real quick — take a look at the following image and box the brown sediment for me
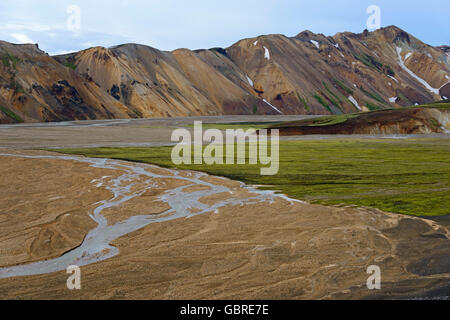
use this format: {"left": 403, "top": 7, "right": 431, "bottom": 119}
{"left": 0, "top": 150, "right": 448, "bottom": 300}
{"left": 182, "top": 185, "right": 212, "bottom": 193}
{"left": 0, "top": 151, "right": 118, "bottom": 267}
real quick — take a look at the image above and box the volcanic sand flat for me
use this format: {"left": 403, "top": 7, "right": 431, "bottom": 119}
{"left": 0, "top": 150, "right": 449, "bottom": 299}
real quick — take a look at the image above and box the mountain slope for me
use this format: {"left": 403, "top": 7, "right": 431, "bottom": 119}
{"left": 225, "top": 26, "right": 449, "bottom": 115}
{"left": 0, "top": 41, "right": 133, "bottom": 124}
{"left": 0, "top": 26, "right": 449, "bottom": 123}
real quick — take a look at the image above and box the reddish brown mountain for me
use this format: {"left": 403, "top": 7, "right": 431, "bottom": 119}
{"left": 0, "top": 26, "right": 449, "bottom": 123}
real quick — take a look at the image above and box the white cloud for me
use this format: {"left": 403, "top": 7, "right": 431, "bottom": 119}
{"left": 10, "top": 33, "right": 35, "bottom": 43}
{"left": 0, "top": 21, "right": 65, "bottom": 32}
{"left": 50, "top": 49, "right": 77, "bottom": 56}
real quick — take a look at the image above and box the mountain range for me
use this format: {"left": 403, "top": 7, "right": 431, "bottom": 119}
{"left": 0, "top": 25, "right": 449, "bottom": 124}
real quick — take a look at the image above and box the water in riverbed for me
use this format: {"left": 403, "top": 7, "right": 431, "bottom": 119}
{"left": 0, "top": 153, "right": 297, "bottom": 279}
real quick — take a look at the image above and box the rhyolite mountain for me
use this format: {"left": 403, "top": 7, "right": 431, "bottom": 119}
{"left": 0, "top": 26, "right": 449, "bottom": 123}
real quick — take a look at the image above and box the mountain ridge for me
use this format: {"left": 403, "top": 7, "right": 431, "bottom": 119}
{"left": 0, "top": 25, "right": 449, "bottom": 123}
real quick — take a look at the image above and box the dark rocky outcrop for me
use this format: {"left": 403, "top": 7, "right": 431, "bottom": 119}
{"left": 270, "top": 105, "right": 450, "bottom": 135}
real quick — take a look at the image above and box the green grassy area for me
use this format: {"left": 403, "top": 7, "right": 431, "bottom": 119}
{"left": 417, "top": 100, "right": 450, "bottom": 110}
{"left": 396, "top": 92, "right": 412, "bottom": 106}
{"left": 55, "top": 138, "right": 450, "bottom": 217}
{"left": 1, "top": 53, "right": 24, "bottom": 94}
{"left": 132, "top": 109, "right": 143, "bottom": 118}
{"left": 353, "top": 53, "right": 383, "bottom": 71}
{"left": 323, "top": 82, "right": 343, "bottom": 107}
{"left": 253, "top": 104, "right": 258, "bottom": 114}
{"left": 313, "top": 94, "right": 332, "bottom": 113}
{"left": 63, "top": 61, "right": 77, "bottom": 70}
{"left": 0, "top": 105, "right": 24, "bottom": 123}
{"left": 61, "top": 56, "right": 77, "bottom": 70}
{"left": 365, "top": 102, "right": 385, "bottom": 111}
{"left": 296, "top": 92, "right": 310, "bottom": 112}
{"left": 1, "top": 53, "right": 20, "bottom": 70}
{"left": 352, "top": 52, "right": 395, "bottom": 77}
{"left": 333, "top": 79, "right": 354, "bottom": 95}
{"left": 360, "top": 87, "right": 386, "bottom": 105}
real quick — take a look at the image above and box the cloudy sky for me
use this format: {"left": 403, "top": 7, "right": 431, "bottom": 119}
{"left": 0, "top": 0, "right": 448, "bottom": 55}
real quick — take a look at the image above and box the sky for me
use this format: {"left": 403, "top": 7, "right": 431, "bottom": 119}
{"left": 0, "top": 0, "right": 448, "bottom": 55}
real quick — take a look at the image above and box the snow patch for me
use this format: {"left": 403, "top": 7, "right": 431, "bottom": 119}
{"left": 441, "top": 126, "right": 450, "bottom": 134}
{"left": 246, "top": 75, "right": 254, "bottom": 87}
{"left": 396, "top": 46, "right": 439, "bottom": 95}
{"left": 405, "top": 52, "right": 412, "bottom": 60}
{"left": 263, "top": 99, "right": 282, "bottom": 114}
{"left": 388, "top": 75, "right": 399, "bottom": 83}
{"left": 334, "top": 43, "right": 339, "bottom": 49}
{"left": 310, "top": 40, "right": 320, "bottom": 49}
{"left": 339, "top": 52, "right": 345, "bottom": 58}
{"left": 389, "top": 97, "right": 397, "bottom": 103}
{"left": 263, "top": 46, "right": 270, "bottom": 60}
{"left": 348, "top": 96, "right": 361, "bottom": 111}
{"left": 253, "top": 40, "right": 258, "bottom": 46}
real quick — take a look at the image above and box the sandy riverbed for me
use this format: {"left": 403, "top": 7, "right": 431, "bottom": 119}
{"left": 0, "top": 149, "right": 448, "bottom": 299}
